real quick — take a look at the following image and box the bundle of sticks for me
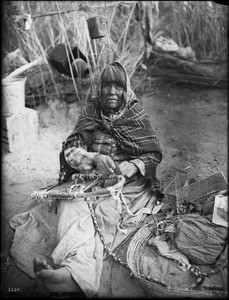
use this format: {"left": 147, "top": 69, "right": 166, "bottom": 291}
{"left": 148, "top": 50, "right": 228, "bottom": 88}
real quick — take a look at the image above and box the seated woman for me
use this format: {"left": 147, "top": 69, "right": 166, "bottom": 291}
{"left": 33, "top": 61, "right": 163, "bottom": 297}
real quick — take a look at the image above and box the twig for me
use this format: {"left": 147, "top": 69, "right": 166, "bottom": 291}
{"left": 175, "top": 178, "right": 178, "bottom": 212}
{"left": 31, "top": 189, "right": 110, "bottom": 200}
{"left": 56, "top": 3, "right": 80, "bottom": 102}
{"left": 122, "top": 2, "right": 137, "bottom": 54}
{"left": 164, "top": 178, "right": 177, "bottom": 193}
{"left": 133, "top": 74, "right": 147, "bottom": 91}
{"left": 216, "top": 166, "right": 228, "bottom": 184}
{"left": 12, "top": 9, "right": 76, "bottom": 22}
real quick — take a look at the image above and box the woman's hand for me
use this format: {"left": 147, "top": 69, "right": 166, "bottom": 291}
{"left": 116, "top": 161, "right": 138, "bottom": 178}
{"left": 94, "top": 154, "right": 116, "bottom": 177}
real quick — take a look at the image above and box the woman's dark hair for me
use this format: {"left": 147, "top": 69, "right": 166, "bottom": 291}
{"left": 100, "top": 62, "right": 127, "bottom": 92}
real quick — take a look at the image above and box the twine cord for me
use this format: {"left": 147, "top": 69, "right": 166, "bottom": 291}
{"left": 31, "top": 175, "right": 221, "bottom": 291}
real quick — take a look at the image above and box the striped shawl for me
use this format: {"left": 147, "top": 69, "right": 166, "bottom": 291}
{"left": 60, "top": 97, "right": 162, "bottom": 188}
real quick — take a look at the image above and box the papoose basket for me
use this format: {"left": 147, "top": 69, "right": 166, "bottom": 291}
{"left": 126, "top": 173, "right": 228, "bottom": 298}
{"left": 126, "top": 220, "right": 227, "bottom": 298}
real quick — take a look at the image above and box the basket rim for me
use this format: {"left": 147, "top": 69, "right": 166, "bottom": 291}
{"left": 126, "top": 220, "right": 227, "bottom": 298}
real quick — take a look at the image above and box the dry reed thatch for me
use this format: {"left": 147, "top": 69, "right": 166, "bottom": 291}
{"left": 2, "top": 1, "right": 144, "bottom": 106}
{"left": 135, "top": 1, "right": 228, "bottom": 88}
{"left": 154, "top": 1, "right": 228, "bottom": 61}
{"left": 147, "top": 50, "right": 228, "bottom": 88}
{"left": 2, "top": 1, "right": 228, "bottom": 107}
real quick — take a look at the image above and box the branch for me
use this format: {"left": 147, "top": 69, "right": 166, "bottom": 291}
{"left": 31, "top": 189, "right": 111, "bottom": 201}
{"left": 12, "top": 1, "right": 129, "bottom": 22}
{"left": 12, "top": 9, "right": 76, "bottom": 22}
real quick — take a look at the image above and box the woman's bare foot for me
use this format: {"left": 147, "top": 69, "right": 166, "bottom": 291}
{"left": 33, "top": 257, "right": 81, "bottom": 293}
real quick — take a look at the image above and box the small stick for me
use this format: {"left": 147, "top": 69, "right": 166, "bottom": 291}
{"left": 31, "top": 189, "right": 111, "bottom": 200}
{"left": 12, "top": 9, "right": 76, "bottom": 22}
{"left": 164, "top": 177, "right": 176, "bottom": 193}
{"left": 175, "top": 178, "right": 179, "bottom": 211}
{"left": 216, "top": 166, "right": 228, "bottom": 184}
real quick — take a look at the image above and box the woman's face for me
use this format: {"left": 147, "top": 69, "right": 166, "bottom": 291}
{"left": 100, "top": 66, "right": 126, "bottom": 111}
{"left": 101, "top": 82, "right": 124, "bottom": 110}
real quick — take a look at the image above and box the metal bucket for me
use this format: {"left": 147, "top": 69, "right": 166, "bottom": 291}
{"left": 2, "top": 77, "right": 26, "bottom": 116}
{"left": 87, "top": 17, "right": 106, "bottom": 39}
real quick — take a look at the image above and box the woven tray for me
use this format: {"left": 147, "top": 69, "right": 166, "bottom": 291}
{"left": 126, "top": 221, "right": 227, "bottom": 298}
{"left": 176, "top": 172, "right": 227, "bottom": 205}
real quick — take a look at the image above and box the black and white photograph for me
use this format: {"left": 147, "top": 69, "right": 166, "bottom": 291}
{"left": 1, "top": 1, "right": 228, "bottom": 298}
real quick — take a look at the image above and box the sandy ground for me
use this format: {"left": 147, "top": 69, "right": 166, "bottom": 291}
{"left": 1, "top": 81, "right": 228, "bottom": 298}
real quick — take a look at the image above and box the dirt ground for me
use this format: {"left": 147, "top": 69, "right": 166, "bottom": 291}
{"left": 1, "top": 79, "right": 228, "bottom": 298}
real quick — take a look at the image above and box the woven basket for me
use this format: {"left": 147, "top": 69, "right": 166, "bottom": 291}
{"left": 126, "top": 221, "right": 227, "bottom": 298}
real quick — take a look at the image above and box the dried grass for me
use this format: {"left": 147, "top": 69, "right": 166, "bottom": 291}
{"left": 3, "top": 1, "right": 144, "bottom": 105}
{"left": 2, "top": 1, "right": 228, "bottom": 105}
{"left": 148, "top": 50, "right": 228, "bottom": 88}
{"left": 157, "top": 1, "right": 228, "bottom": 60}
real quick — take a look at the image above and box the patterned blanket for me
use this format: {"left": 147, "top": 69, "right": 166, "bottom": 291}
{"left": 61, "top": 98, "right": 162, "bottom": 188}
